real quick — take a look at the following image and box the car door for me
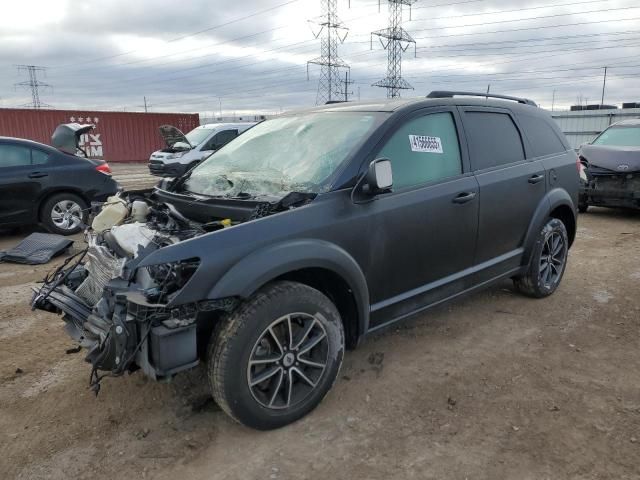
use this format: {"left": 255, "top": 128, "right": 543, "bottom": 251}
{"left": 458, "top": 107, "right": 547, "bottom": 280}
{"left": 362, "top": 108, "right": 480, "bottom": 329}
{"left": 0, "top": 143, "right": 50, "bottom": 226}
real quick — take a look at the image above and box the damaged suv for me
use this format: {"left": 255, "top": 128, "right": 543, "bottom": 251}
{"left": 32, "top": 92, "right": 579, "bottom": 430}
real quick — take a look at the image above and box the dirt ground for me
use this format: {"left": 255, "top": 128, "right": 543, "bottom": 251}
{"left": 0, "top": 207, "right": 639, "bottom": 480}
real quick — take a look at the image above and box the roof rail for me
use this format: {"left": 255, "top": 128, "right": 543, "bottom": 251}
{"left": 427, "top": 91, "right": 537, "bottom": 107}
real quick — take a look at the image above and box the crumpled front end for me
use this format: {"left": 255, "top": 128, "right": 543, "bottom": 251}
{"left": 30, "top": 194, "right": 237, "bottom": 392}
{"left": 579, "top": 145, "right": 640, "bottom": 209}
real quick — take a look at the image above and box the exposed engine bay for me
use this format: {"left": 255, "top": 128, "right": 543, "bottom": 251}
{"left": 31, "top": 186, "right": 314, "bottom": 393}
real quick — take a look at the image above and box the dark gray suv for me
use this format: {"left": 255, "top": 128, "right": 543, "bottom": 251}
{"left": 33, "top": 92, "right": 579, "bottom": 430}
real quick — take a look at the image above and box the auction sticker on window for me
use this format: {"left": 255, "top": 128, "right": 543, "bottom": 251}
{"left": 409, "top": 135, "right": 444, "bottom": 154}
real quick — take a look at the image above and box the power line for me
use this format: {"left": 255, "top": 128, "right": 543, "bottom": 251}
{"left": 51, "top": 0, "right": 303, "bottom": 69}
{"left": 308, "top": 0, "right": 350, "bottom": 104}
{"left": 14, "top": 65, "right": 52, "bottom": 109}
{"left": 412, "top": 13, "right": 640, "bottom": 41}
{"left": 402, "top": 4, "right": 640, "bottom": 35}
{"left": 372, "top": 0, "right": 417, "bottom": 98}
{"left": 43, "top": 1, "right": 638, "bottom": 88}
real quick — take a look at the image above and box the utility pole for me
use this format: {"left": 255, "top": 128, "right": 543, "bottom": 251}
{"left": 552, "top": 89, "right": 556, "bottom": 112}
{"left": 600, "top": 66, "right": 608, "bottom": 109}
{"left": 341, "top": 70, "right": 354, "bottom": 102}
{"left": 138, "top": 97, "right": 151, "bottom": 112}
{"left": 486, "top": 84, "right": 491, "bottom": 99}
{"left": 308, "top": 0, "right": 350, "bottom": 105}
{"left": 15, "top": 65, "right": 51, "bottom": 109}
{"left": 371, "top": 0, "right": 417, "bottom": 98}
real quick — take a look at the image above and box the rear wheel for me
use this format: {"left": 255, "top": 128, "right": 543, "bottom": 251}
{"left": 208, "top": 281, "right": 344, "bottom": 430}
{"left": 514, "top": 218, "right": 569, "bottom": 298}
{"left": 40, "top": 193, "right": 88, "bottom": 235}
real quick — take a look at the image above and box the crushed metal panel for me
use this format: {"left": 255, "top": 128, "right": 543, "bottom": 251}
{"left": 75, "top": 238, "right": 126, "bottom": 305}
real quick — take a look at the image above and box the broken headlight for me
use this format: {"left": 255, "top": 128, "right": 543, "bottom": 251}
{"left": 143, "top": 258, "right": 199, "bottom": 303}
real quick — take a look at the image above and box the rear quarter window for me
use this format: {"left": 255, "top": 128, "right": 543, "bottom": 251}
{"left": 31, "top": 149, "right": 50, "bottom": 165}
{"left": 463, "top": 111, "right": 525, "bottom": 171}
{"left": 518, "top": 114, "right": 567, "bottom": 157}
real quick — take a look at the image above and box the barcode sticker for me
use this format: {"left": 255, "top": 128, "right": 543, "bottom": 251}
{"left": 409, "top": 135, "right": 444, "bottom": 154}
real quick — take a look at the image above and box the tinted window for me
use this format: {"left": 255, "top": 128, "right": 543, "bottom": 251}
{"left": 464, "top": 112, "right": 525, "bottom": 170}
{"left": 519, "top": 114, "right": 566, "bottom": 157}
{"left": 378, "top": 112, "right": 462, "bottom": 190}
{"left": 211, "top": 130, "right": 238, "bottom": 148}
{"left": 31, "top": 149, "right": 50, "bottom": 165}
{"left": 0, "top": 144, "right": 32, "bottom": 167}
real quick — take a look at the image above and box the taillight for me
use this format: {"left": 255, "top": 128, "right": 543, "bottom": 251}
{"left": 96, "top": 163, "right": 112, "bottom": 175}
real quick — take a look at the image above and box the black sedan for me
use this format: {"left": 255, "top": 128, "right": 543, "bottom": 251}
{"left": 0, "top": 131, "right": 118, "bottom": 235}
{"left": 579, "top": 119, "right": 640, "bottom": 212}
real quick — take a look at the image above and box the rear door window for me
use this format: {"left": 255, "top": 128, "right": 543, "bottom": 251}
{"left": 518, "top": 114, "right": 566, "bottom": 157}
{"left": 31, "top": 149, "right": 50, "bottom": 165}
{"left": 377, "top": 112, "right": 463, "bottom": 190}
{"left": 0, "top": 144, "right": 32, "bottom": 167}
{"left": 463, "top": 111, "right": 525, "bottom": 171}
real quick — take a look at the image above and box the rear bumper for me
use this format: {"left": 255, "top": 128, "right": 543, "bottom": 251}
{"left": 94, "top": 177, "right": 119, "bottom": 201}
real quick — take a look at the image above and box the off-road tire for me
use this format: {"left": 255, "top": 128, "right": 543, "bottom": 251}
{"left": 207, "top": 281, "right": 344, "bottom": 430}
{"left": 40, "top": 193, "right": 88, "bottom": 235}
{"left": 514, "top": 218, "right": 569, "bottom": 298}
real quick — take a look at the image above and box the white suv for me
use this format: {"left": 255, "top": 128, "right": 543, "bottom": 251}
{"left": 149, "top": 122, "right": 256, "bottom": 177}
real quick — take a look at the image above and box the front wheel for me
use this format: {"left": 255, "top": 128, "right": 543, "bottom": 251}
{"left": 514, "top": 218, "right": 569, "bottom": 298}
{"left": 208, "top": 281, "right": 344, "bottom": 430}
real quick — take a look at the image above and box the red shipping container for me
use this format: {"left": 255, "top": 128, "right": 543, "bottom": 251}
{"left": 0, "top": 108, "right": 199, "bottom": 163}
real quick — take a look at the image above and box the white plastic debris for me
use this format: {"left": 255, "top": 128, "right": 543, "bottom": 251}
{"left": 110, "top": 223, "right": 155, "bottom": 257}
{"left": 131, "top": 200, "right": 151, "bottom": 223}
{"left": 92, "top": 196, "right": 129, "bottom": 233}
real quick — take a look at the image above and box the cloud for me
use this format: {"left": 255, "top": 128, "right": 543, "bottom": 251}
{"left": 1, "top": 0, "right": 638, "bottom": 113}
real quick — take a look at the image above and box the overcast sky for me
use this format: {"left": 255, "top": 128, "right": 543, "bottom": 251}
{"left": 0, "top": 0, "right": 638, "bottom": 114}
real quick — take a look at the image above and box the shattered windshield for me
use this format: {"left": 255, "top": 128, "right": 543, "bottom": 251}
{"left": 185, "top": 127, "right": 216, "bottom": 146}
{"left": 183, "top": 112, "right": 381, "bottom": 197}
{"left": 593, "top": 126, "right": 640, "bottom": 147}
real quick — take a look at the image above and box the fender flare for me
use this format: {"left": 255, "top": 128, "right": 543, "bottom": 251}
{"left": 208, "top": 239, "right": 371, "bottom": 338}
{"left": 522, "top": 188, "right": 576, "bottom": 265}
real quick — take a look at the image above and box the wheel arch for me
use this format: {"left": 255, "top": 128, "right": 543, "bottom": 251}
{"left": 522, "top": 188, "right": 577, "bottom": 265}
{"left": 207, "top": 239, "right": 370, "bottom": 349}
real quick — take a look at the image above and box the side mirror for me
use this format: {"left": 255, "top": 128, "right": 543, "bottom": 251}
{"left": 365, "top": 158, "right": 393, "bottom": 194}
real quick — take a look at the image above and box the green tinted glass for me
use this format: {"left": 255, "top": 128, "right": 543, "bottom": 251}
{"left": 378, "top": 112, "right": 462, "bottom": 190}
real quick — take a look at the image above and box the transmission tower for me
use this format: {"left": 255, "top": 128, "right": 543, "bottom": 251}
{"left": 15, "top": 65, "right": 52, "bottom": 109}
{"left": 307, "top": 0, "right": 349, "bottom": 105}
{"left": 371, "top": 0, "right": 417, "bottom": 98}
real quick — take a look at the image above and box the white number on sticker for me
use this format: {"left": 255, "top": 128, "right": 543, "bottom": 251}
{"left": 409, "top": 135, "right": 444, "bottom": 154}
